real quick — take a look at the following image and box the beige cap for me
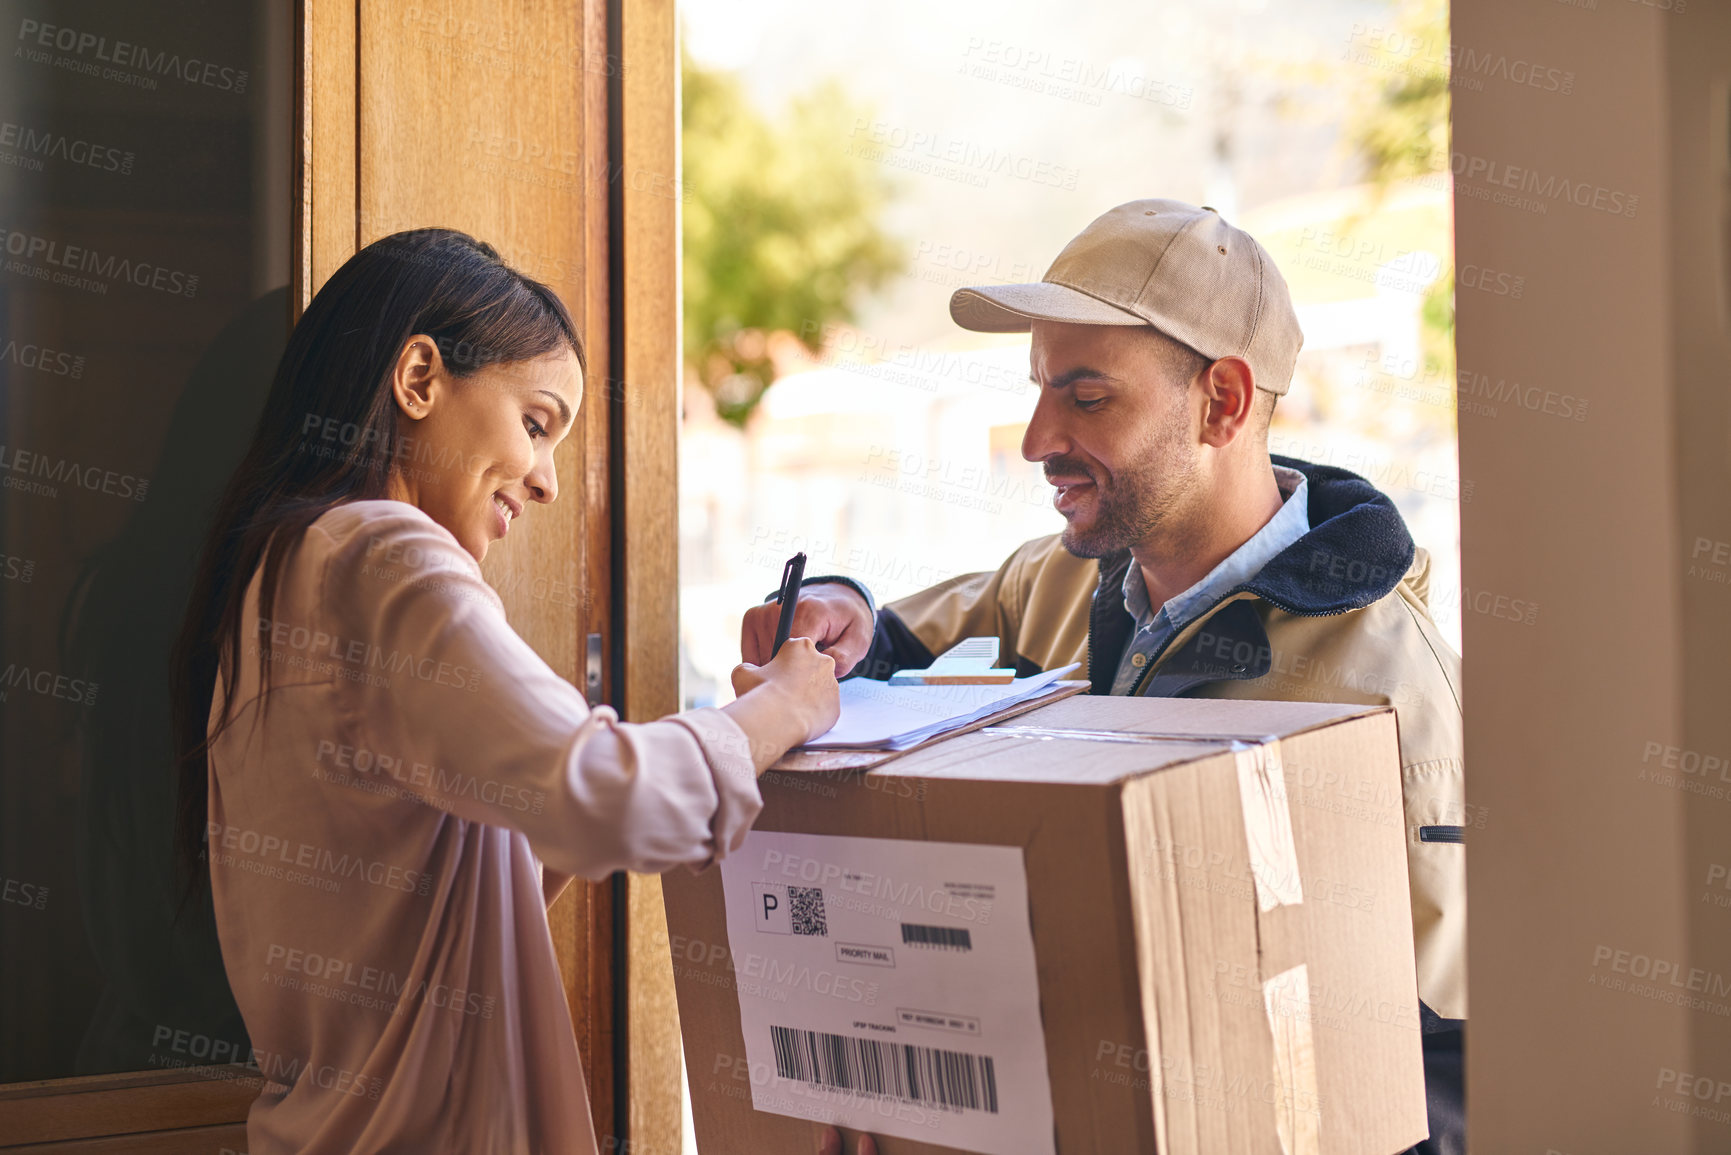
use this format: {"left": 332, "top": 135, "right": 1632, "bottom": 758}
{"left": 950, "top": 198, "right": 1305, "bottom": 395}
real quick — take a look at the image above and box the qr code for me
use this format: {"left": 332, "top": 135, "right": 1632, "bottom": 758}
{"left": 789, "top": 886, "right": 827, "bottom": 937}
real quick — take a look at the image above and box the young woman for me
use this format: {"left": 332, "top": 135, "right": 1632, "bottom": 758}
{"left": 170, "top": 228, "right": 840, "bottom": 1153}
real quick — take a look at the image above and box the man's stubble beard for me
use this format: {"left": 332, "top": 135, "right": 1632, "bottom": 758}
{"left": 1058, "top": 417, "right": 1201, "bottom": 560}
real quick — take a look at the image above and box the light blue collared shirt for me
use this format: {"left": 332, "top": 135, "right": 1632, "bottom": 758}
{"left": 1110, "top": 465, "right": 1310, "bottom": 695}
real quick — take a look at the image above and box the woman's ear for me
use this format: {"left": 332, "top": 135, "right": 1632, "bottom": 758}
{"left": 391, "top": 334, "right": 445, "bottom": 420}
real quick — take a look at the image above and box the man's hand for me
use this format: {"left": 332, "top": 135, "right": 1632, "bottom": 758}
{"left": 818, "top": 1125, "right": 878, "bottom": 1155}
{"left": 742, "top": 582, "right": 874, "bottom": 677}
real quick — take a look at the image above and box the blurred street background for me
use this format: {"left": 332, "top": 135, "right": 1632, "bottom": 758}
{"left": 675, "top": 0, "right": 1460, "bottom": 703}
{"left": 675, "top": 0, "right": 1457, "bottom": 1138}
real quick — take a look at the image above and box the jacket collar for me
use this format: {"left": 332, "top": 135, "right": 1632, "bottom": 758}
{"left": 1086, "top": 456, "right": 1416, "bottom": 693}
{"left": 1247, "top": 454, "right": 1416, "bottom": 615}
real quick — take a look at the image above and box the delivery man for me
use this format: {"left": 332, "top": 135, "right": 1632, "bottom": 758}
{"left": 742, "top": 199, "right": 1466, "bottom": 1155}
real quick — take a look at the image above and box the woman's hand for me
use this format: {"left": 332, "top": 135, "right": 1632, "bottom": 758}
{"left": 731, "top": 636, "right": 839, "bottom": 743}
{"left": 720, "top": 637, "right": 839, "bottom": 773}
{"left": 818, "top": 1125, "right": 879, "bottom": 1155}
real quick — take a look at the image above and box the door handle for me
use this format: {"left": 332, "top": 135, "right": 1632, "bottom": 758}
{"left": 585, "top": 632, "right": 604, "bottom": 706}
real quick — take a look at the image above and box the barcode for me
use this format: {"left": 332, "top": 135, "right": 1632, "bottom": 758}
{"left": 769, "top": 1025, "right": 999, "bottom": 1113}
{"left": 790, "top": 886, "right": 827, "bottom": 936}
{"left": 900, "top": 922, "right": 971, "bottom": 950}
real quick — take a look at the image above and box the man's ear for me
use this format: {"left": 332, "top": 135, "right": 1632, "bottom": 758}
{"left": 1197, "top": 356, "right": 1256, "bottom": 448}
{"left": 390, "top": 334, "right": 446, "bottom": 420}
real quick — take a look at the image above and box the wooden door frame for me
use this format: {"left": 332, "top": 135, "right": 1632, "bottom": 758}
{"left": 1, "top": 0, "right": 685, "bottom": 1148}
{"left": 614, "top": 2, "right": 685, "bottom": 1153}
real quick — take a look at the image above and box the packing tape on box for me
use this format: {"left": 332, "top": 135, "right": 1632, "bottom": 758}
{"left": 988, "top": 725, "right": 1302, "bottom": 908}
{"left": 990, "top": 724, "right": 1316, "bottom": 1144}
{"left": 1234, "top": 740, "right": 1304, "bottom": 912}
{"left": 1262, "top": 963, "right": 1322, "bottom": 1155}
{"left": 982, "top": 725, "right": 1282, "bottom": 745}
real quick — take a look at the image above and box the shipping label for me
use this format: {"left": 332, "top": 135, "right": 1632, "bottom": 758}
{"left": 719, "top": 830, "right": 1056, "bottom": 1154}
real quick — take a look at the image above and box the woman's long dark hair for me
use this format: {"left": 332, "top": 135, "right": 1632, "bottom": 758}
{"left": 169, "top": 228, "right": 584, "bottom": 896}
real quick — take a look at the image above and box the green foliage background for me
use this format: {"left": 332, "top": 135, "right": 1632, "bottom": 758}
{"left": 682, "top": 53, "right": 905, "bottom": 426}
{"left": 680, "top": 0, "right": 1451, "bottom": 427}
{"left": 1348, "top": 0, "right": 1455, "bottom": 386}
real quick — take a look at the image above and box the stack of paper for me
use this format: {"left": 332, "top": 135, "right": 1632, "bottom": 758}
{"left": 801, "top": 664, "right": 1081, "bottom": 751}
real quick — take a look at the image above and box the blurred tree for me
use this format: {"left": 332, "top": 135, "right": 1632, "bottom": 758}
{"left": 1350, "top": 0, "right": 1450, "bottom": 189}
{"left": 1349, "top": 0, "right": 1454, "bottom": 387}
{"left": 1420, "top": 265, "right": 1454, "bottom": 386}
{"left": 682, "top": 53, "right": 904, "bottom": 427}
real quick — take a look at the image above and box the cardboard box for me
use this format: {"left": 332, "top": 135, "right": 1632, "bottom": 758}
{"left": 664, "top": 695, "right": 1427, "bottom": 1155}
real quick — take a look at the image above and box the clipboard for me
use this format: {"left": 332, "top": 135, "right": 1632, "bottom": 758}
{"left": 767, "top": 679, "right": 1091, "bottom": 773}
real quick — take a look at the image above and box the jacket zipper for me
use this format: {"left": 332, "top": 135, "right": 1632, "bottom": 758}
{"left": 1120, "top": 582, "right": 1358, "bottom": 698}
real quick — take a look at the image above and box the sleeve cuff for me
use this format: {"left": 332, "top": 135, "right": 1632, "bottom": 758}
{"left": 761, "top": 574, "right": 877, "bottom": 618}
{"left": 666, "top": 707, "right": 764, "bottom": 872}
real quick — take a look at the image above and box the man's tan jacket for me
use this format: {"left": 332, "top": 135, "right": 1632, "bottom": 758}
{"left": 851, "top": 459, "right": 1467, "bottom": 1021}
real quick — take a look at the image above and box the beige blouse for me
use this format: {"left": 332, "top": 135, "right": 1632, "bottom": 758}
{"left": 206, "top": 498, "right": 762, "bottom": 1154}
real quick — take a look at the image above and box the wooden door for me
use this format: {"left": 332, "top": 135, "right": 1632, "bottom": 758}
{"left": 1, "top": 0, "right": 685, "bottom": 1149}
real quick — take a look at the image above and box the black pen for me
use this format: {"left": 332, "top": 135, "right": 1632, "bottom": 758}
{"left": 771, "top": 551, "right": 806, "bottom": 658}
